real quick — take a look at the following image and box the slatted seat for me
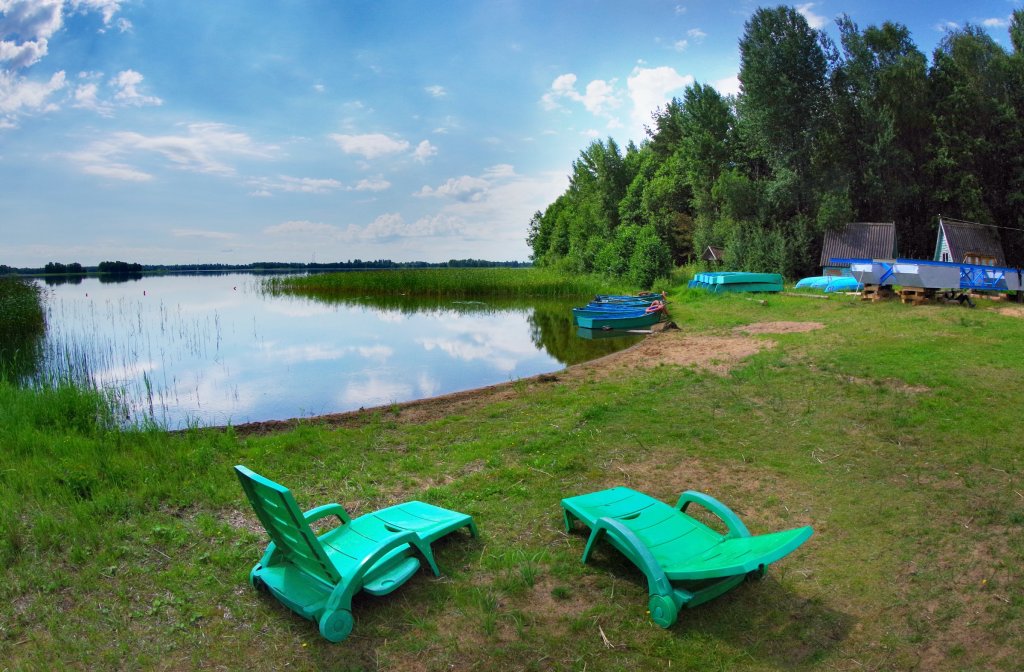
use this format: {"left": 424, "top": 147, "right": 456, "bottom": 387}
{"left": 235, "top": 465, "right": 477, "bottom": 642}
{"left": 562, "top": 486, "right": 812, "bottom": 627}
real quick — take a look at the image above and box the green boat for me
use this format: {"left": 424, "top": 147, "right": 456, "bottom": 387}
{"left": 688, "top": 272, "right": 783, "bottom": 293}
{"left": 576, "top": 311, "right": 662, "bottom": 330}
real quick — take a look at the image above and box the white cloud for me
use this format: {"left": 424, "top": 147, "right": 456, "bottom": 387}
{"left": 171, "top": 228, "right": 235, "bottom": 240}
{"left": 484, "top": 164, "right": 515, "bottom": 179}
{"left": 982, "top": 17, "right": 1010, "bottom": 28}
{"left": 0, "top": 0, "right": 129, "bottom": 125}
{"left": 541, "top": 73, "right": 620, "bottom": 117}
{"left": 415, "top": 175, "right": 490, "bottom": 200}
{"left": 0, "top": 69, "right": 66, "bottom": 115}
{"left": 687, "top": 28, "right": 707, "bottom": 40}
{"left": 73, "top": 0, "right": 124, "bottom": 26}
{"left": 72, "top": 81, "right": 107, "bottom": 113}
{"left": 425, "top": 84, "right": 446, "bottom": 97}
{"left": 251, "top": 175, "right": 343, "bottom": 194}
{"left": 313, "top": 83, "right": 325, "bottom": 93}
{"left": 351, "top": 177, "right": 390, "bottom": 192}
{"left": 413, "top": 139, "right": 437, "bottom": 162}
{"left": 714, "top": 74, "right": 741, "bottom": 97}
{"left": 68, "top": 123, "right": 276, "bottom": 180}
{"left": 544, "top": 73, "right": 622, "bottom": 118}
{"left": 329, "top": 132, "right": 410, "bottom": 159}
{"left": 111, "top": 69, "right": 162, "bottom": 107}
{"left": 673, "top": 39, "right": 688, "bottom": 52}
{"left": 0, "top": 0, "right": 63, "bottom": 69}
{"left": 264, "top": 220, "right": 339, "bottom": 236}
{"left": 627, "top": 65, "right": 693, "bottom": 127}
{"left": 935, "top": 20, "right": 960, "bottom": 32}
{"left": 795, "top": 3, "right": 827, "bottom": 30}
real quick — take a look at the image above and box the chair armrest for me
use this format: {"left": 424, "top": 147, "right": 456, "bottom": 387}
{"left": 675, "top": 491, "right": 751, "bottom": 539}
{"left": 583, "top": 517, "right": 672, "bottom": 598}
{"left": 332, "top": 531, "right": 433, "bottom": 606}
{"left": 304, "top": 503, "right": 352, "bottom": 526}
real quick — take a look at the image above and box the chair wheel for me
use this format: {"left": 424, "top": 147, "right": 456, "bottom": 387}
{"left": 648, "top": 594, "right": 678, "bottom": 628}
{"left": 319, "top": 609, "right": 354, "bottom": 642}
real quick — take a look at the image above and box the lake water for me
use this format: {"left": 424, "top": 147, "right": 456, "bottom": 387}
{"left": 29, "top": 273, "right": 641, "bottom": 428}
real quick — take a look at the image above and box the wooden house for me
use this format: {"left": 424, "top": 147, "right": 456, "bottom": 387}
{"left": 701, "top": 245, "right": 725, "bottom": 264}
{"left": 819, "top": 222, "right": 897, "bottom": 275}
{"left": 933, "top": 216, "right": 1006, "bottom": 266}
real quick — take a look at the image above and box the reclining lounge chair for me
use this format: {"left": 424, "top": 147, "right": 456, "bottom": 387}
{"left": 235, "top": 465, "right": 478, "bottom": 642}
{"left": 562, "top": 486, "right": 813, "bottom": 628}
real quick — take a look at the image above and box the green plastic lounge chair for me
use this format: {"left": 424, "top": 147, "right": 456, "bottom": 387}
{"left": 562, "top": 486, "right": 812, "bottom": 628}
{"left": 235, "top": 465, "right": 478, "bottom": 642}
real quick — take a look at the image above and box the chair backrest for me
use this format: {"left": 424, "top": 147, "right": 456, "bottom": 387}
{"left": 235, "top": 465, "right": 341, "bottom": 586}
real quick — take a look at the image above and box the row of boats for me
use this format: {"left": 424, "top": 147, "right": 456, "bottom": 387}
{"left": 572, "top": 292, "right": 666, "bottom": 330}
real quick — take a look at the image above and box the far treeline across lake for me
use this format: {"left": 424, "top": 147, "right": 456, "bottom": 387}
{"left": 528, "top": 6, "right": 1024, "bottom": 285}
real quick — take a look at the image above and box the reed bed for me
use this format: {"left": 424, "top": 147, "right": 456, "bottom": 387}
{"left": 0, "top": 276, "right": 45, "bottom": 341}
{"left": 264, "top": 267, "right": 628, "bottom": 299}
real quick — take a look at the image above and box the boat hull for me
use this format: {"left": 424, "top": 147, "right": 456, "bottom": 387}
{"left": 576, "top": 312, "right": 662, "bottom": 330}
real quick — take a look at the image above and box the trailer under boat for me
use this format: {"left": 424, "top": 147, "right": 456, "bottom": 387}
{"left": 831, "top": 257, "right": 1023, "bottom": 292}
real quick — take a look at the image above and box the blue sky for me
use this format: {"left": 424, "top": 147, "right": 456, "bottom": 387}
{"left": 1, "top": 1, "right": 1021, "bottom": 267}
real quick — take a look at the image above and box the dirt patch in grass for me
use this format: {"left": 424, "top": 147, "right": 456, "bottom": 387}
{"left": 841, "top": 374, "right": 930, "bottom": 395}
{"left": 231, "top": 330, "right": 772, "bottom": 436}
{"left": 733, "top": 321, "right": 826, "bottom": 334}
{"left": 996, "top": 306, "right": 1024, "bottom": 318}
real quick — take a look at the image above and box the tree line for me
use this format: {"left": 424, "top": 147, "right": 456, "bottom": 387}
{"left": 4, "top": 259, "right": 531, "bottom": 275}
{"left": 528, "top": 5, "right": 1024, "bottom": 284}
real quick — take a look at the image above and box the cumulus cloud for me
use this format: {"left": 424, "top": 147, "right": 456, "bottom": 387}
{"left": 264, "top": 220, "right": 339, "bottom": 236}
{"left": 415, "top": 175, "right": 490, "bottom": 200}
{"left": 673, "top": 39, "right": 688, "bottom": 52}
{"left": 0, "top": 0, "right": 63, "bottom": 69}
{"left": 627, "top": 65, "right": 693, "bottom": 127}
{"left": 73, "top": 0, "right": 124, "bottom": 26}
{"left": 935, "top": 20, "right": 960, "bottom": 32}
{"left": 425, "top": 84, "right": 446, "bottom": 97}
{"left": 541, "top": 73, "right": 621, "bottom": 117}
{"left": 68, "top": 122, "right": 276, "bottom": 180}
{"left": 0, "top": 69, "right": 65, "bottom": 115}
{"left": 0, "top": 0, "right": 142, "bottom": 126}
{"left": 795, "top": 3, "right": 827, "bottom": 30}
{"left": 329, "top": 133, "right": 410, "bottom": 159}
{"left": 351, "top": 177, "right": 391, "bottom": 192}
{"left": 714, "top": 74, "right": 741, "bottom": 97}
{"left": 412, "top": 139, "right": 437, "bottom": 162}
{"left": 982, "top": 17, "right": 1010, "bottom": 28}
{"left": 111, "top": 69, "right": 162, "bottom": 106}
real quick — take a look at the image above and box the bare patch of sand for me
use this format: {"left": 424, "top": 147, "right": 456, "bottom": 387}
{"left": 733, "top": 321, "right": 826, "bottom": 335}
{"left": 996, "top": 306, "right": 1024, "bottom": 318}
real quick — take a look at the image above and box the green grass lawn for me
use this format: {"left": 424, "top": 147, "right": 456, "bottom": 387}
{"left": 1, "top": 286, "right": 1021, "bottom": 671}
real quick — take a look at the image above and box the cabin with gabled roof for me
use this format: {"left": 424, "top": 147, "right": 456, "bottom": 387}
{"left": 701, "top": 245, "right": 725, "bottom": 264}
{"left": 934, "top": 216, "right": 1006, "bottom": 267}
{"left": 820, "top": 222, "right": 897, "bottom": 275}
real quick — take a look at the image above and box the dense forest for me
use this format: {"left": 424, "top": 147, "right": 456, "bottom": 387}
{"left": 528, "top": 6, "right": 1024, "bottom": 285}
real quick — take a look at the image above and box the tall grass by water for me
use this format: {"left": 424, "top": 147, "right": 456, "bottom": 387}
{"left": 264, "top": 267, "right": 631, "bottom": 299}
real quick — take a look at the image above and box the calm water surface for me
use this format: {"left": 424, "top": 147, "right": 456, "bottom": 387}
{"left": 34, "top": 273, "right": 641, "bottom": 428}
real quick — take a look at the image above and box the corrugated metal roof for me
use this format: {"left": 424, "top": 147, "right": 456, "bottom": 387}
{"left": 937, "top": 217, "right": 1006, "bottom": 266}
{"left": 820, "top": 222, "right": 896, "bottom": 267}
